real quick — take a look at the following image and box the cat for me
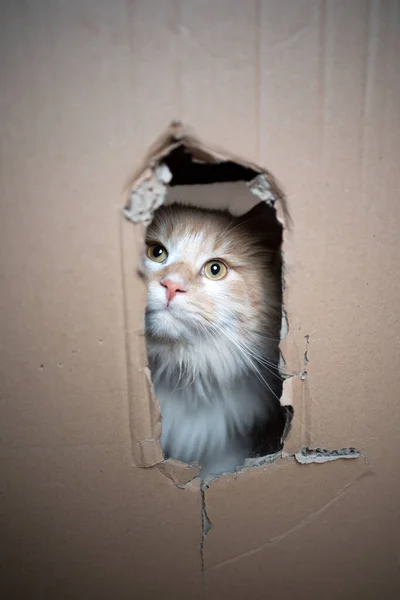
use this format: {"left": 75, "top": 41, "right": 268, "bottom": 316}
{"left": 139, "top": 201, "right": 286, "bottom": 477}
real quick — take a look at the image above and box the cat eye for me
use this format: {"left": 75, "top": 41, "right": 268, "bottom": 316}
{"left": 203, "top": 260, "right": 228, "bottom": 281}
{"left": 147, "top": 243, "right": 168, "bottom": 263}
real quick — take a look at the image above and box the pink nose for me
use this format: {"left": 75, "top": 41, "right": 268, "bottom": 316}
{"left": 161, "top": 279, "right": 186, "bottom": 303}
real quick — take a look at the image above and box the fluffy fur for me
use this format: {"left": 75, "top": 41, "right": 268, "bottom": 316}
{"left": 139, "top": 202, "right": 283, "bottom": 476}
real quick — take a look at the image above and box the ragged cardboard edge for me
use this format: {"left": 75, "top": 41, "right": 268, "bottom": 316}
{"left": 123, "top": 164, "right": 172, "bottom": 225}
{"left": 123, "top": 120, "right": 292, "bottom": 228}
{"left": 199, "top": 451, "right": 284, "bottom": 486}
{"left": 128, "top": 367, "right": 163, "bottom": 468}
{"left": 143, "top": 367, "right": 162, "bottom": 437}
{"left": 278, "top": 375, "right": 307, "bottom": 454}
{"left": 119, "top": 215, "right": 165, "bottom": 468}
{"left": 247, "top": 173, "right": 289, "bottom": 230}
{"left": 200, "top": 478, "right": 213, "bottom": 590}
{"left": 294, "top": 447, "right": 361, "bottom": 465}
{"left": 243, "top": 451, "right": 283, "bottom": 470}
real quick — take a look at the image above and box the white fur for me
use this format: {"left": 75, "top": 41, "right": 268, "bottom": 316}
{"left": 147, "top": 331, "right": 275, "bottom": 476}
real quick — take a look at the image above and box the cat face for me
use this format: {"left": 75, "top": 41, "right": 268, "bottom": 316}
{"left": 140, "top": 203, "right": 278, "bottom": 344}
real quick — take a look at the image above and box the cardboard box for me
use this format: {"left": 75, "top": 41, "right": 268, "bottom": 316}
{"left": 1, "top": 1, "right": 399, "bottom": 599}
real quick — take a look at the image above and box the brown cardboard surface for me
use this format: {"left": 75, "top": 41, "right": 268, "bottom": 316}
{"left": 1, "top": 1, "right": 400, "bottom": 599}
{"left": 203, "top": 456, "right": 370, "bottom": 570}
{"left": 0, "top": 447, "right": 202, "bottom": 599}
{"left": 258, "top": 0, "right": 400, "bottom": 468}
{"left": 205, "top": 471, "right": 399, "bottom": 600}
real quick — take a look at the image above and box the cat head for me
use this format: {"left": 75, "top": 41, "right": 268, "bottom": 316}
{"left": 139, "top": 202, "right": 281, "bottom": 347}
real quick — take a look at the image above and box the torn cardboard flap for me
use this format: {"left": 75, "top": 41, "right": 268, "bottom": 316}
{"left": 123, "top": 164, "right": 172, "bottom": 226}
{"left": 247, "top": 174, "right": 278, "bottom": 207}
{"left": 157, "top": 458, "right": 201, "bottom": 486}
{"left": 133, "top": 438, "right": 164, "bottom": 468}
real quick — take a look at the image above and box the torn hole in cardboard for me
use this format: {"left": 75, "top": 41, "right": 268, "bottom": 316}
{"left": 122, "top": 122, "right": 361, "bottom": 486}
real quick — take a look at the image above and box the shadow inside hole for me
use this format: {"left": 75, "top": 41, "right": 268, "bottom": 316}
{"left": 165, "top": 145, "right": 259, "bottom": 186}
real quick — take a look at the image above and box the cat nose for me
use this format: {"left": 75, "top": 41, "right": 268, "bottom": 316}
{"left": 160, "top": 279, "right": 187, "bottom": 302}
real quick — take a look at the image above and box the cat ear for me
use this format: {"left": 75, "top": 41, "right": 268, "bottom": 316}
{"left": 240, "top": 201, "right": 268, "bottom": 220}
{"left": 237, "top": 201, "right": 282, "bottom": 250}
{"left": 240, "top": 201, "right": 278, "bottom": 225}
